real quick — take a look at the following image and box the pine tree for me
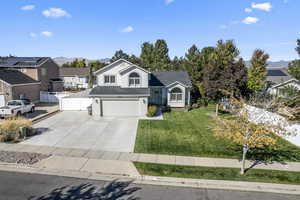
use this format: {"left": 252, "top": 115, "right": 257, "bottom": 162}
{"left": 110, "top": 50, "right": 130, "bottom": 62}
{"left": 140, "top": 42, "right": 155, "bottom": 70}
{"left": 153, "top": 39, "right": 171, "bottom": 70}
{"left": 288, "top": 39, "right": 300, "bottom": 81}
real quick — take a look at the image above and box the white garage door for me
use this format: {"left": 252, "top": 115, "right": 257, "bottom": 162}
{"left": 60, "top": 98, "right": 92, "bottom": 111}
{"left": 0, "top": 95, "right": 5, "bottom": 107}
{"left": 102, "top": 99, "right": 140, "bottom": 116}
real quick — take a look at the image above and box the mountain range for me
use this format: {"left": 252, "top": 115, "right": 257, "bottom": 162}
{"left": 53, "top": 57, "right": 291, "bottom": 68}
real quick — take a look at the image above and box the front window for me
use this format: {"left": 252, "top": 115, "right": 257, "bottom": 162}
{"left": 170, "top": 87, "right": 183, "bottom": 101}
{"left": 104, "top": 75, "right": 116, "bottom": 84}
{"left": 129, "top": 72, "right": 140, "bottom": 87}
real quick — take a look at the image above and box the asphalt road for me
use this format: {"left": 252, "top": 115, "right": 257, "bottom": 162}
{"left": 0, "top": 171, "right": 299, "bottom": 200}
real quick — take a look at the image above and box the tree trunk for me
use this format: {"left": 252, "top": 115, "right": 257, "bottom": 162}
{"left": 215, "top": 104, "right": 219, "bottom": 116}
{"left": 240, "top": 145, "right": 249, "bottom": 175}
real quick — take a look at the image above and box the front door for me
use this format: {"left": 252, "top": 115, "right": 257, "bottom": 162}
{"left": 151, "top": 88, "right": 162, "bottom": 105}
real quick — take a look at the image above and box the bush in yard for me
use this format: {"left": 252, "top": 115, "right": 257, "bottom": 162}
{"left": 0, "top": 117, "right": 32, "bottom": 142}
{"left": 197, "top": 98, "right": 209, "bottom": 107}
{"left": 147, "top": 105, "right": 158, "bottom": 117}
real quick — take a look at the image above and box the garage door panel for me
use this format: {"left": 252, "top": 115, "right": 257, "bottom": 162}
{"left": 102, "top": 100, "right": 140, "bottom": 116}
{"left": 61, "top": 98, "right": 92, "bottom": 111}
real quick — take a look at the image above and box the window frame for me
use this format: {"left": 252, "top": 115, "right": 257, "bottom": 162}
{"left": 129, "top": 72, "right": 141, "bottom": 87}
{"left": 104, "top": 75, "right": 116, "bottom": 84}
{"left": 170, "top": 87, "right": 183, "bottom": 102}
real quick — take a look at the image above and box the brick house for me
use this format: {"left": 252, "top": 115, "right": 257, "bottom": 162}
{"left": 0, "top": 69, "right": 41, "bottom": 106}
{"left": 0, "top": 57, "right": 63, "bottom": 92}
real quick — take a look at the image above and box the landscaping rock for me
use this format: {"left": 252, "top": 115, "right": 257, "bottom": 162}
{"left": 0, "top": 151, "right": 50, "bottom": 165}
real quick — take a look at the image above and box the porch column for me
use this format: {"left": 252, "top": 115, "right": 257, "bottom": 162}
{"left": 188, "top": 89, "right": 191, "bottom": 106}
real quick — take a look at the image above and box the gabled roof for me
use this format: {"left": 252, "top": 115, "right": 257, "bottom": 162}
{"left": 150, "top": 71, "right": 192, "bottom": 87}
{"left": 267, "top": 69, "right": 288, "bottom": 77}
{"left": 89, "top": 86, "right": 150, "bottom": 96}
{"left": 271, "top": 78, "right": 299, "bottom": 89}
{"left": 60, "top": 67, "right": 89, "bottom": 77}
{"left": 94, "top": 59, "right": 133, "bottom": 74}
{"left": 0, "top": 57, "right": 50, "bottom": 68}
{"left": 119, "top": 65, "right": 150, "bottom": 75}
{"left": 0, "top": 69, "right": 39, "bottom": 85}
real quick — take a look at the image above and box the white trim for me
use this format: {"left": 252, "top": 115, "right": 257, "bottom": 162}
{"left": 94, "top": 59, "right": 133, "bottom": 75}
{"left": 166, "top": 81, "right": 190, "bottom": 88}
{"left": 11, "top": 82, "right": 41, "bottom": 87}
{"left": 0, "top": 79, "right": 40, "bottom": 87}
{"left": 90, "top": 94, "right": 150, "bottom": 97}
{"left": 271, "top": 78, "right": 299, "bottom": 89}
{"left": 119, "top": 64, "right": 151, "bottom": 75}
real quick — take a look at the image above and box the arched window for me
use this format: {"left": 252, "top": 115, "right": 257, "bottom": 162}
{"left": 129, "top": 72, "right": 140, "bottom": 87}
{"left": 170, "top": 87, "right": 183, "bottom": 101}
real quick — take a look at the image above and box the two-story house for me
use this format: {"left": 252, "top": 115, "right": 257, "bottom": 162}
{"left": 0, "top": 57, "right": 63, "bottom": 92}
{"left": 89, "top": 59, "right": 192, "bottom": 117}
{"left": 60, "top": 67, "right": 89, "bottom": 89}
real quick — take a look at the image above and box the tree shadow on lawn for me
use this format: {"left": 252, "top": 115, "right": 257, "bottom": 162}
{"left": 245, "top": 147, "right": 300, "bottom": 173}
{"left": 28, "top": 180, "right": 141, "bottom": 200}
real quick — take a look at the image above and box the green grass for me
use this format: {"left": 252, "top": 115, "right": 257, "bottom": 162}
{"left": 135, "top": 162, "right": 300, "bottom": 185}
{"left": 134, "top": 105, "right": 300, "bottom": 162}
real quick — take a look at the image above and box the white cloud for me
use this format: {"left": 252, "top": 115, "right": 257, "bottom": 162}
{"left": 165, "top": 0, "right": 174, "bottom": 5}
{"left": 251, "top": 2, "right": 272, "bottom": 12}
{"left": 242, "top": 16, "right": 259, "bottom": 24}
{"left": 219, "top": 25, "right": 227, "bottom": 29}
{"left": 245, "top": 8, "right": 252, "bottom": 13}
{"left": 21, "top": 5, "right": 35, "bottom": 11}
{"left": 41, "top": 31, "right": 53, "bottom": 37}
{"left": 121, "top": 26, "right": 134, "bottom": 33}
{"left": 42, "top": 8, "right": 71, "bottom": 18}
{"left": 29, "top": 32, "right": 37, "bottom": 38}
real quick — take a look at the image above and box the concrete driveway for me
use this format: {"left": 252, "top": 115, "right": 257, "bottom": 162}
{"left": 21, "top": 111, "right": 139, "bottom": 152}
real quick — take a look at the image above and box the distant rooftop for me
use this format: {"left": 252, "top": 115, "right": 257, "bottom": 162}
{"left": 60, "top": 67, "right": 90, "bottom": 77}
{"left": 0, "top": 57, "right": 49, "bottom": 68}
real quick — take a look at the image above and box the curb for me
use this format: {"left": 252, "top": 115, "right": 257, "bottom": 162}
{"left": 0, "top": 162, "right": 299, "bottom": 195}
{"left": 31, "top": 110, "right": 60, "bottom": 124}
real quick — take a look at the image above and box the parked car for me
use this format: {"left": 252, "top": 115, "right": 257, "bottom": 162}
{"left": 0, "top": 99, "right": 35, "bottom": 118}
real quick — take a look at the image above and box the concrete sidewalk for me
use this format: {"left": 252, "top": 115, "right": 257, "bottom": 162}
{"left": 0, "top": 155, "right": 300, "bottom": 195}
{"left": 1, "top": 143, "right": 300, "bottom": 172}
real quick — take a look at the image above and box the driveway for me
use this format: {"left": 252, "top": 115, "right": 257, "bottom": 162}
{"left": 21, "top": 111, "right": 139, "bottom": 152}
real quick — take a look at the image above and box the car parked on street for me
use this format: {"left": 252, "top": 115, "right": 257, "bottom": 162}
{"left": 0, "top": 99, "right": 35, "bottom": 118}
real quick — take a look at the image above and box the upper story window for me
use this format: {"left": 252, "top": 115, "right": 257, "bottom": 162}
{"left": 170, "top": 87, "right": 183, "bottom": 102}
{"left": 41, "top": 68, "right": 47, "bottom": 76}
{"left": 129, "top": 72, "right": 140, "bottom": 87}
{"left": 104, "top": 75, "right": 116, "bottom": 84}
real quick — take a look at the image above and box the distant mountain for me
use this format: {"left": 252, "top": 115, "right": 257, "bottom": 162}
{"left": 245, "top": 60, "right": 291, "bottom": 68}
{"left": 53, "top": 57, "right": 110, "bottom": 66}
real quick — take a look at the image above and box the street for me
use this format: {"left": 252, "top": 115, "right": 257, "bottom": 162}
{"left": 0, "top": 171, "right": 298, "bottom": 200}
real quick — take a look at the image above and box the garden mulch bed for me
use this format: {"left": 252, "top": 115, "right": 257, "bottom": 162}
{"left": 0, "top": 151, "right": 50, "bottom": 165}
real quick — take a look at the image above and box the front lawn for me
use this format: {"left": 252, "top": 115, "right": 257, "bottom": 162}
{"left": 134, "top": 105, "right": 300, "bottom": 161}
{"left": 134, "top": 162, "right": 300, "bottom": 185}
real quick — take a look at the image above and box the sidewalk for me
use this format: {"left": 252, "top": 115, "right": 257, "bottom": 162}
{"left": 1, "top": 143, "right": 300, "bottom": 172}
{"left": 0, "top": 154, "right": 300, "bottom": 195}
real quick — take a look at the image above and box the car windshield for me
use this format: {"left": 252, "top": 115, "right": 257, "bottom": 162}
{"left": 7, "top": 101, "right": 22, "bottom": 106}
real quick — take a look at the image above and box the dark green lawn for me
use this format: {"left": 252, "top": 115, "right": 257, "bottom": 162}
{"left": 134, "top": 162, "right": 300, "bottom": 185}
{"left": 134, "top": 105, "right": 300, "bottom": 162}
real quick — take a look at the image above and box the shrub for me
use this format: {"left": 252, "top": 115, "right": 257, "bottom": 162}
{"left": 147, "top": 105, "right": 158, "bottom": 117}
{"left": 0, "top": 117, "right": 32, "bottom": 142}
{"left": 197, "top": 98, "right": 209, "bottom": 107}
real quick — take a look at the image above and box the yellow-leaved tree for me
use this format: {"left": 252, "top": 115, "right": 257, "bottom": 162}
{"left": 214, "top": 98, "right": 292, "bottom": 175}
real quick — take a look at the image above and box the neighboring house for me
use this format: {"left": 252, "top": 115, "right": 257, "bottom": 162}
{"left": 266, "top": 68, "right": 300, "bottom": 96}
{"left": 0, "top": 69, "right": 40, "bottom": 106}
{"left": 268, "top": 79, "right": 300, "bottom": 96}
{"left": 89, "top": 59, "right": 192, "bottom": 117}
{"left": 0, "top": 57, "right": 63, "bottom": 92}
{"left": 60, "top": 67, "right": 89, "bottom": 89}
{"left": 267, "top": 68, "right": 291, "bottom": 85}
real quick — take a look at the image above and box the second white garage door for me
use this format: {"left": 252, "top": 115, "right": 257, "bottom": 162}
{"left": 102, "top": 99, "right": 140, "bottom": 117}
{"left": 60, "top": 98, "right": 92, "bottom": 111}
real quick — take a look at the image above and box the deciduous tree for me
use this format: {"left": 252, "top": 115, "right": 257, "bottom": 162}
{"left": 247, "top": 49, "right": 269, "bottom": 92}
{"left": 214, "top": 98, "right": 291, "bottom": 175}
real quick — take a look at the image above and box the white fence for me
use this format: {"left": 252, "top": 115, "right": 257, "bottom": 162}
{"left": 40, "top": 92, "right": 71, "bottom": 103}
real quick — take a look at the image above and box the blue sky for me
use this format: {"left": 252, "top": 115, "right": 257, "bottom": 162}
{"left": 0, "top": 0, "right": 299, "bottom": 61}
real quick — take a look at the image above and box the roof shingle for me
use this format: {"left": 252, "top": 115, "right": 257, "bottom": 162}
{"left": 60, "top": 67, "right": 89, "bottom": 77}
{"left": 150, "top": 71, "right": 192, "bottom": 87}
{"left": 0, "top": 69, "right": 39, "bottom": 85}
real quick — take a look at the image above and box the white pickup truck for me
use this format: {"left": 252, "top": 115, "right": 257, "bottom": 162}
{"left": 0, "top": 99, "right": 35, "bottom": 118}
